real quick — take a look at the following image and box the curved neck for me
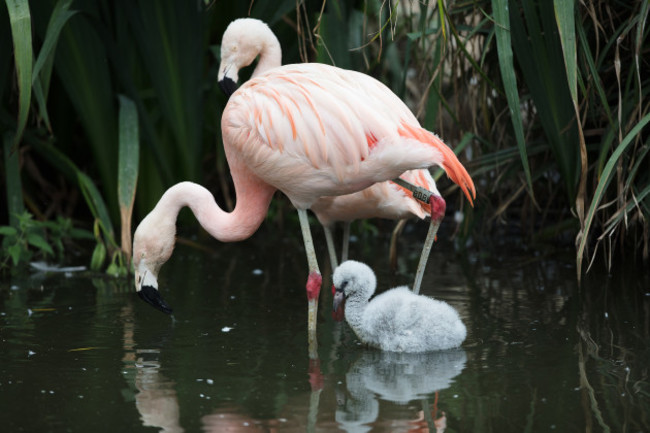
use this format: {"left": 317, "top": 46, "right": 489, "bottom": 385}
{"left": 252, "top": 33, "right": 282, "bottom": 78}
{"left": 344, "top": 295, "right": 368, "bottom": 336}
{"left": 156, "top": 177, "right": 275, "bottom": 243}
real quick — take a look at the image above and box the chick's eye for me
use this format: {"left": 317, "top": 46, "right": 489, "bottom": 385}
{"left": 341, "top": 281, "right": 349, "bottom": 290}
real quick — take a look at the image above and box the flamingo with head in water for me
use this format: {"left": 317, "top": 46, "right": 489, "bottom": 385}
{"left": 132, "top": 19, "right": 475, "bottom": 349}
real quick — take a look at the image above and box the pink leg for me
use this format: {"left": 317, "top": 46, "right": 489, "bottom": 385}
{"left": 298, "top": 209, "right": 322, "bottom": 359}
{"left": 412, "top": 196, "right": 446, "bottom": 294}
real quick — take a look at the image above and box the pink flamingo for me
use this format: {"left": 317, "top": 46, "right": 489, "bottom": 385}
{"left": 217, "top": 18, "right": 444, "bottom": 275}
{"left": 132, "top": 19, "right": 475, "bottom": 349}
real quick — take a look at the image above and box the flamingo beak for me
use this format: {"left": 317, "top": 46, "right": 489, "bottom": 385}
{"left": 219, "top": 76, "right": 238, "bottom": 97}
{"left": 218, "top": 62, "right": 239, "bottom": 97}
{"left": 138, "top": 286, "right": 173, "bottom": 315}
{"left": 136, "top": 268, "right": 173, "bottom": 315}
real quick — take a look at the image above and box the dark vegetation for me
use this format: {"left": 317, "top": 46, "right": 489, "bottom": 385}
{"left": 1, "top": 0, "right": 648, "bottom": 278}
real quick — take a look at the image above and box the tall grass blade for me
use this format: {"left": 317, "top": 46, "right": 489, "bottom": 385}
{"left": 436, "top": 0, "right": 447, "bottom": 42}
{"left": 3, "top": 132, "right": 24, "bottom": 227}
{"left": 124, "top": 1, "right": 204, "bottom": 183}
{"left": 576, "top": 19, "right": 613, "bottom": 125}
{"left": 576, "top": 112, "right": 650, "bottom": 276}
{"left": 55, "top": 8, "right": 117, "bottom": 214}
{"left": 491, "top": 0, "right": 534, "bottom": 200}
{"left": 30, "top": 139, "right": 117, "bottom": 251}
{"left": 510, "top": 0, "right": 579, "bottom": 201}
{"left": 553, "top": 0, "right": 588, "bottom": 227}
{"left": 315, "top": 0, "right": 352, "bottom": 68}
{"left": 634, "top": 1, "right": 648, "bottom": 123}
{"left": 117, "top": 95, "right": 139, "bottom": 261}
{"left": 31, "top": 0, "right": 76, "bottom": 132}
{"left": 553, "top": 0, "right": 577, "bottom": 102}
{"left": 78, "top": 172, "right": 116, "bottom": 249}
{"left": 5, "top": 0, "right": 32, "bottom": 150}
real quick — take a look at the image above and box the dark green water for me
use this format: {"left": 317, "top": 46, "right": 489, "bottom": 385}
{"left": 1, "top": 226, "right": 649, "bottom": 432}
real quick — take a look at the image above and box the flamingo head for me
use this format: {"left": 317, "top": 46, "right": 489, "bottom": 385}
{"left": 332, "top": 260, "right": 377, "bottom": 312}
{"left": 132, "top": 215, "right": 175, "bottom": 315}
{"left": 218, "top": 18, "right": 281, "bottom": 97}
{"left": 134, "top": 259, "right": 173, "bottom": 315}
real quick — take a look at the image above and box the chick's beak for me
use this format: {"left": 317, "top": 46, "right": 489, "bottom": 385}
{"left": 332, "top": 284, "right": 345, "bottom": 321}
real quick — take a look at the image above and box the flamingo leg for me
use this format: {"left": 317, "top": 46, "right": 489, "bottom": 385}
{"left": 412, "top": 197, "right": 445, "bottom": 294}
{"left": 323, "top": 225, "right": 339, "bottom": 269}
{"left": 341, "top": 221, "right": 351, "bottom": 263}
{"left": 297, "top": 208, "right": 322, "bottom": 359}
{"left": 389, "top": 219, "right": 408, "bottom": 271}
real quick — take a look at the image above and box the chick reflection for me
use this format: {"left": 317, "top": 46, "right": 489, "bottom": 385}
{"left": 336, "top": 349, "right": 466, "bottom": 432}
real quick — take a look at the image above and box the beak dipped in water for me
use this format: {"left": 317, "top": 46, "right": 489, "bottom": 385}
{"left": 136, "top": 269, "right": 173, "bottom": 315}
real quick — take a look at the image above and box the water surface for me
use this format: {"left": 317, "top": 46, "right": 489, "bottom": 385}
{"left": 1, "top": 226, "right": 648, "bottom": 432}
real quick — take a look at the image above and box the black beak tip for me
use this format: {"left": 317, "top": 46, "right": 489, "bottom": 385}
{"left": 219, "top": 77, "right": 239, "bottom": 97}
{"left": 138, "top": 285, "right": 173, "bottom": 315}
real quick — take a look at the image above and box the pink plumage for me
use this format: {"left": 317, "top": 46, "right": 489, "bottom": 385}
{"left": 133, "top": 19, "right": 475, "bottom": 352}
{"left": 221, "top": 62, "right": 474, "bottom": 210}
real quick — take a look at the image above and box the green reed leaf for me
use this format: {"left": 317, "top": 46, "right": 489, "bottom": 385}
{"left": 5, "top": 0, "right": 32, "bottom": 150}
{"left": 31, "top": 0, "right": 76, "bottom": 131}
{"left": 117, "top": 95, "right": 139, "bottom": 258}
{"left": 577, "top": 112, "right": 650, "bottom": 272}
{"left": 78, "top": 172, "right": 115, "bottom": 247}
{"left": 491, "top": 0, "right": 534, "bottom": 199}
{"left": 3, "top": 132, "right": 24, "bottom": 227}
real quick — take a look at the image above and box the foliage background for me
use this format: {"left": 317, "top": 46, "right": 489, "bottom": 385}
{"left": 1, "top": 0, "right": 648, "bottom": 277}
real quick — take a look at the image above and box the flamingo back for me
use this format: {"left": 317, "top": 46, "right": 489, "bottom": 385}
{"left": 221, "top": 63, "right": 474, "bottom": 209}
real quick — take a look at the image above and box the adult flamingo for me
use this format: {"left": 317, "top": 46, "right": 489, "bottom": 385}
{"left": 218, "top": 18, "right": 447, "bottom": 280}
{"left": 133, "top": 19, "right": 475, "bottom": 347}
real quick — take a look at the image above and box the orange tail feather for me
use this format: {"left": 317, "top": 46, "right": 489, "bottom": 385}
{"left": 398, "top": 122, "right": 476, "bottom": 206}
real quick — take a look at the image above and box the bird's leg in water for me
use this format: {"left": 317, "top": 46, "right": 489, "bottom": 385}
{"left": 297, "top": 209, "right": 322, "bottom": 360}
{"left": 412, "top": 197, "right": 445, "bottom": 294}
{"left": 323, "top": 226, "right": 339, "bottom": 269}
{"left": 389, "top": 219, "right": 408, "bottom": 271}
{"left": 341, "top": 221, "right": 351, "bottom": 263}
{"left": 391, "top": 177, "right": 445, "bottom": 294}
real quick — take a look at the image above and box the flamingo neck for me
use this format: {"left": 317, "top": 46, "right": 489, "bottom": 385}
{"left": 251, "top": 34, "right": 281, "bottom": 78}
{"left": 155, "top": 179, "right": 275, "bottom": 243}
{"left": 344, "top": 293, "right": 369, "bottom": 337}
